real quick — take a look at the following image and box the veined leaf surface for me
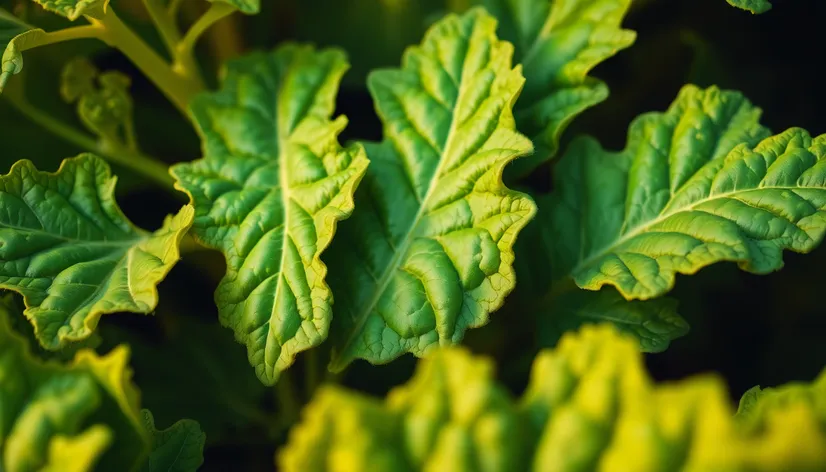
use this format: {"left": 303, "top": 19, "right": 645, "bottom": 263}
{"left": 279, "top": 324, "right": 826, "bottom": 471}
{"left": 0, "top": 154, "right": 193, "bottom": 349}
{"left": 171, "top": 45, "right": 369, "bottom": 385}
{"left": 0, "top": 8, "right": 46, "bottom": 92}
{"left": 543, "top": 84, "right": 826, "bottom": 300}
{"left": 209, "top": 0, "right": 259, "bottom": 14}
{"left": 0, "top": 300, "right": 149, "bottom": 472}
{"left": 139, "top": 410, "right": 205, "bottom": 472}
{"left": 325, "top": 8, "right": 535, "bottom": 370}
{"left": 481, "top": 0, "right": 636, "bottom": 176}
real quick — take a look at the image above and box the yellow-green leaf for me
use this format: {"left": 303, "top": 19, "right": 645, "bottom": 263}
{"left": 170, "top": 44, "right": 369, "bottom": 385}
{"left": 209, "top": 0, "right": 258, "bottom": 15}
{"left": 139, "top": 410, "right": 205, "bottom": 472}
{"left": 0, "top": 8, "right": 46, "bottom": 92}
{"left": 279, "top": 324, "right": 826, "bottom": 471}
{"left": 726, "top": 0, "right": 772, "bottom": 14}
{"left": 481, "top": 0, "right": 636, "bottom": 176}
{"left": 325, "top": 7, "right": 536, "bottom": 371}
{"left": 30, "top": 0, "right": 109, "bottom": 20}
{"left": 0, "top": 154, "right": 194, "bottom": 349}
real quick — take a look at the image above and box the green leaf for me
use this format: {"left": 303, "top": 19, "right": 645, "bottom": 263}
{"left": 726, "top": 0, "right": 772, "bottom": 14}
{"left": 60, "top": 59, "right": 137, "bottom": 148}
{"left": 209, "top": 0, "right": 259, "bottom": 15}
{"left": 325, "top": 7, "right": 536, "bottom": 370}
{"left": 544, "top": 84, "right": 826, "bottom": 301}
{"left": 481, "top": 0, "right": 636, "bottom": 177}
{"left": 170, "top": 44, "right": 369, "bottom": 385}
{"left": 30, "top": 0, "right": 109, "bottom": 20}
{"left": 0, "top": 8, "right": 46, "bottom": 92}
{"left": 140, "top": 410, "right": 205, "bottom": 472}
{"left": 279, "top": 324, "right": 826, "bottom": 471}
{"left": 0, "top": 154, "right": 194, "bottom": 349}
{"left": 538, "top": 287, "right": 688, "bottom": 352}
{"left": 0, "top": 299, "right": 150, "bottom": 471}
{"left": 736, "top": 368, "right": 826, "bottom": 429}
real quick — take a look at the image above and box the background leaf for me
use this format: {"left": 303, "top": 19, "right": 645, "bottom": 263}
{"left": 140, "top": 409, "right": 206, "bottom": 472}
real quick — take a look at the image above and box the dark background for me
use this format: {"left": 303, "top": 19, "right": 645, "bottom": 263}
{"left": 2, "top": 0, "right": 825, "bottom": 469}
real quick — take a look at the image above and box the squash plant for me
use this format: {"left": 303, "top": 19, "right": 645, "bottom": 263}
{"left": 0, "top": 0, "right": 824, "bottom": 470}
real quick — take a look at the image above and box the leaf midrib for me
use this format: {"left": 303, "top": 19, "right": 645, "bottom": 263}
{"left": 331, "top": 27, "right": 477, "bottom": 366}
{"left": 569, "top": 184, "right": 821, "bottom": 279}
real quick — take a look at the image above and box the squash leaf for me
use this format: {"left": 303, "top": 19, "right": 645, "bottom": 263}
{"left": 279, "top": 324, "right": 826, "bottom": 471}
{"left": 170, "top": 44, "right": 369, "bottom": 385}
{"left": 139, "top": 410, "right": 205, "bottom": 472}
{"left": 481, "top": 0, "right": 636, "bottom": 177}
{"left": 726, "top": 0, "right": 772, "bottom": 14}
{"left": 30, "top": 0, "right": 109, "bottom": 20}
{"left": 0, "top": 8, "right": 46, "bottom": 92}
{"left": 0, "top": 154, "right": 194, "bottom": 349}
{"left": 0, "top": 297, "right": 149, "bottom": 472}
{"left": 325, "top": 8, "right": 535, "bottom": 371}
{"left": 736, "top": 368, "right": 826, "bottom": 430}
{"left": 209, "top": 0, "right": 259, "bottom": 15}
{"left": 542, "top": 84, "right": 826, "bottom": 300}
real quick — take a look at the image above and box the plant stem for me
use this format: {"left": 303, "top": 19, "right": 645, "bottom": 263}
{"left": 168, "top": 0, "right": 186, "bottom": 17}
{"left": 23, "top": 24, "right": 104, "bottom": 49}
{"left": 176, "top": 3, "right": 236, "bottom": 64}
{"left": 274, "top": 371, "right": 302, "bottom": 426}
{"left": 4, "top": 94, "right": 176, "bottom": 191}
{"left": 93, "top": 8, "right": 201, "bottom": 116}
{"left": 142, "top": 0, "right": 204, "bottom": 87}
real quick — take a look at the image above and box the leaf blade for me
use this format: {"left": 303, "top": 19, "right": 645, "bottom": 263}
{"left": 140, "top": 410, "right": 205, "bottom": 472}
{"left": 0, "top": 154, "right": 193, "bottom": 349}
{"left": 326, "top": 7, "right": 536, "bottom": 370}
{"left": 171, "top": 44, "right": 369, "bottom": 385}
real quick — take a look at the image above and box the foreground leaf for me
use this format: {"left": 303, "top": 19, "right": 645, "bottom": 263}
{"left": 481, "top": 0, "right": 636, "bottom": 177}
{"left": 171, "top": 45, "right": 368, "bottom": 385}
{"left": 279, "top": 324, "right": 826, "bottom": 471}
{"left": 543, "top": 84, "right": 826, "bottom": 301}
{"left": 0, "top": 154, "right": 194, "bottom": 349}
{"left": 737, "top": 368, "right": 826, "bottom": 428}
{"left": 140, "top": 410, "right": 205, "bottom": 472}
{"left": 325, "top": 8, "right": 535, "bottom": 370}
{"left": 30, "top": 0, "right": 109, "bottom": 20}
{"left": 0, "top": 8, "right": 46, "bottom": 92}
{"left": 537, "top": 287, "right": 688, "bottom": 352}
{"left": 726, "top": 0, "right": 772, "bottom": 14}
{"left": 0, "top": 299, "right": 149, "bottom": 471}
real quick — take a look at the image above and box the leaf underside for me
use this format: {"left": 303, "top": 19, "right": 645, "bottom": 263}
{"left": 481, "top": 0, "right": 636, "bottom": 176}
{"left": 279, "top": 323, "right": 826, "bottom": 471}
{"left": 325, "top": 7, "right": 536, "bottom": 371}
{"left": 171, "top": 44, "right": 368, "bottom": 385}
{"left": 0, "top": 154, "right": 193, "bottom": 350}
{"left": 0, "top": 8, "right": 46, "bottom": 92}
{"left": 544, "top": 84, "right": 826, "bottom": 300}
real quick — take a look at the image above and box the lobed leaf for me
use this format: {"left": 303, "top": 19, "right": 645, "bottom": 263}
{"left": 139, "top": 410, "right": 205, "bottom": 472}
{"left": 279, "top": 324, "right": 826, "bottom": 471}
{"left": 171, "top": 44, "right": 369, "bottom": 385}
{"left": 0, "top": 154, "right": 194, "bottom": 349}
{"left": 726, "top": 0, "right": 772, "bottom": 14}
{"left": 0, "top": 8, "right": 46, "bottom": 92}
{"left": 30, "top": 0, "right": 109, "bottom": 20}
{"left": 541, "top": 84, "right": 826, "bottom": 300}
{"left": 325, "top": 7, "right": 536, "bottom": 371}
{"left": 481, "top": 0, "right": 636, "bottom": 177}
{"left": 0, "top": 298, "right": 149, "bottom": 471}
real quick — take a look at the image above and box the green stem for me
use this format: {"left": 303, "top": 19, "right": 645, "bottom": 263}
{"left": 22, "top": 24, "right": 104, "bottom": 49}
{"left": 4, "top": 94, "right": 176, "bottom": 191}
{"left": 168, "top": 0, "right": 186, "bottom": 17}
{"left": 176, "top": 3, "right": 236, "bottom": 64}
{"left": 94, "top": 8, "right": 201, "bottom": 116}
{"left": 274, "top": 371, "right": 302, "bottom": 427}
{"left": 142, "top": 0, "right": 204, "bottom": 87}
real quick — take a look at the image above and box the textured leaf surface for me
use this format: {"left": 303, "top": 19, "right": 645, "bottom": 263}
{"left": 171, "top": 45, "right": 368, "bottom": 385}
{"left": 209, "top": 0, "right": 259, "bottom": 15}
{"left": 30, "top": 0, "right": 109, "bottom": 20}
{"left": 0, "top": 299, "right": 149, "bottom": 472}
{"left": 727, "top": 0, "right": 772, "bottom": 14}
{"left": 542, "top": 84, "right": 826, "bottom": 300}
{"left": 0, "top": 154, "right": 194, "bottom": 349}
{"left": 537, "top": 288, "right": 688, "bottom": 352}
{"left": 140, "top": 410, "right": 205, "bottom": 472}
{"left": 481, "top": 0, "right": 635, "bottom": 176}
{"left": 325, "top": 8, "right": 535, "bottom": 370}
{"left": 280, "top": 324, "right": 826, "bottom": 471}
{"left": 0, "top": 8, "right": 46, "bottom": 92}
